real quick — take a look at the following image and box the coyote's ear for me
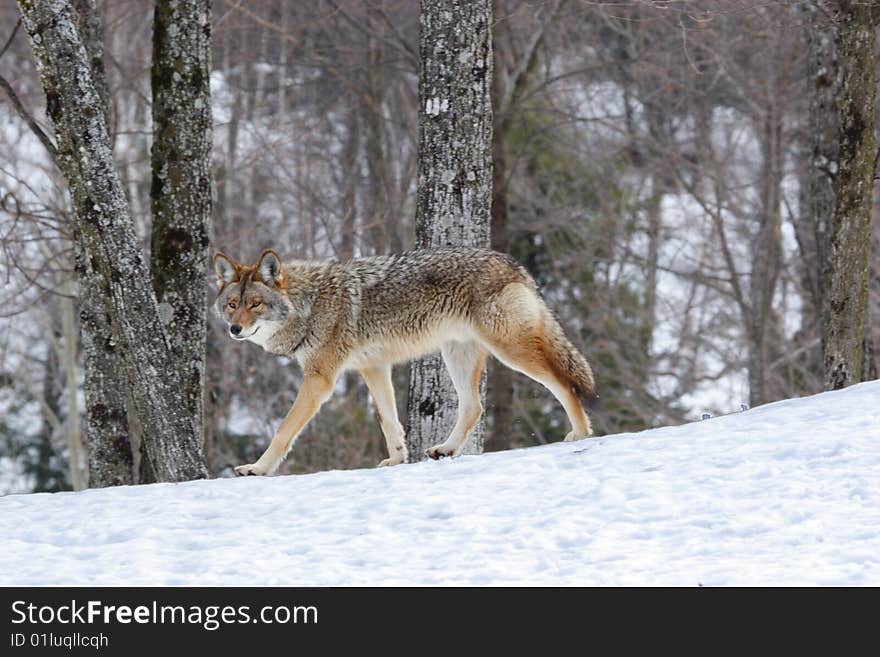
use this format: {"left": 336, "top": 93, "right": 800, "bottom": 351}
{"left": 257, "top": 249, "right": 284, "bottom": 287}
{"left": 213, "top": 252, "right": 239, "bottom": 289}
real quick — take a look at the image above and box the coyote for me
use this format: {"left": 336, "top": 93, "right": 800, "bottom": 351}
{"left": 213, "top": 247, "right": 596, "bottom": 476}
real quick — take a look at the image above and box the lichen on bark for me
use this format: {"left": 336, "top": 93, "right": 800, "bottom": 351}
{"left": 810, "top": 1, "right": 876, "bottom": 390}
{"left": 63, "top": 0, "right": 135, "bottom": 488}
{"left": 17, "top": 0, "right": 207, "bottom": 481}
{"left": 150, "top": 0, "right": 213, "bottom": 454}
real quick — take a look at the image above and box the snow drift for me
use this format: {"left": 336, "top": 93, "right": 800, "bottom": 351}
{"left": 1, "top": 381, "right": 878, "bottom": 586}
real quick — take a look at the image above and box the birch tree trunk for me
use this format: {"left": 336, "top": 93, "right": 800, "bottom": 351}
{"left": 809, "top": 1, "right": 876, "bottom": 390}
{"left": 150, "top": 0, "right": 212, "bottom": 470}
{"left": 406, "top": 0, "right": 493, "bottom": 460}
{"left": 18, "top": 0, "right": 207, "bottom": 482}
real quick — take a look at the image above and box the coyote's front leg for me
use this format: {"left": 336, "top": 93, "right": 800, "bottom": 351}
{"left": 235, "top": 372, "right": 336, "bottom": 476}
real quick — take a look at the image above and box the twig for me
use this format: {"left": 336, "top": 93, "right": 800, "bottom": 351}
{"left": 0, "top": 19, "right": 59, "bottom": 166}
{"left": 325, "top": 0, "right": 418, "bottom": 69}
{"left": 0, "top": 18, "right": 58, "bottom": 165}
{"left": 0, "top": 75, "right": 59, "bottom": 166}
{"left": 0, "top": 18, "right": 21, "bottom": 60}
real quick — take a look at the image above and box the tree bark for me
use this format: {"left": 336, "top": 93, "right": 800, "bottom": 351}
{"left": 150, "top": 0, "right": 212, "bottom": 472}
{"left": 71, "top": 0, "right": 135, "bottom": 488}
{"left": 807, "top": 0, "right": 840, "bottom": 334}
{"left": 18, "top": 0, "right": 208, "bottom": 482}
{"left": 810, "top": 1, "right": 876, "bottom": 390}
{"left": 406, "top": 0, "right": 493, "bottom": 461}
{"left": 747, "top": 101, "right": 784, "bottom": 406}
{"left": 81, "top": 259, "right": 135, "bottom": 487}
{"left": 869, "top": 177, "right": 880, "bottom": 380}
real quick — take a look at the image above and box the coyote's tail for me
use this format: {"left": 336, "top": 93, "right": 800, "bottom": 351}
{"left": 541, "top": 307, "right": 597, "bottom": 408}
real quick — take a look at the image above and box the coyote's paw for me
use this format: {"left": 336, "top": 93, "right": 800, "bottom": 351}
{"left": 234, "top": 463, "right": 268, "bottom": 477}
{"left": 377, "top": 456, "right": 406, "bottom": 467}
{"left": 563, "top": 430, "right": 590, "bottom": 442}
{"left": 425, "top": 444, "right": 457, "bottom": 460}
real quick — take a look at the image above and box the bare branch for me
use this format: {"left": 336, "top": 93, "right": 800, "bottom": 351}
{"left": 499, "top": 0, "right": 565, "bottom": 121}
{"left": 0, "top": 17, "right": 21, "bottom": 60}
{"left": 0, "top": 78, "right": 59, "bottom": 166}
{"left": 0, "top": 18, "right": 58, "bottom": 164}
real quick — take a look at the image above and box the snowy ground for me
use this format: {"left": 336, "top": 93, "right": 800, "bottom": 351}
{"left": 1, "top": 382, "right": 878, "bottom": 586}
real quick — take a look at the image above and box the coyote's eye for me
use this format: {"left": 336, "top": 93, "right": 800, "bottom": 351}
{"left": 226, "top": 299, "right": 237, "bottom": 310}
{"left": 251, "top": 300, "right": 263, "bottom": 309}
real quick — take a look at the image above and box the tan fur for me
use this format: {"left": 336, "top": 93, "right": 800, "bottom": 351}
{"left": 359, "top": 365, "right": 407, "bottom": 466}
{"left": 213, "top": 247, "right": 596, "bottom": 475}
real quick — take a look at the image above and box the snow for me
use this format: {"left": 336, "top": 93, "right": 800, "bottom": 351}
{"left": 1, "top": 381, "right": 879, "bottom": 586}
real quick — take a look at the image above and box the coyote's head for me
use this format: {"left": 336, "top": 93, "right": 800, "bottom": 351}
{"left": 213, "top": 249, "right": 291, "bottom": 344}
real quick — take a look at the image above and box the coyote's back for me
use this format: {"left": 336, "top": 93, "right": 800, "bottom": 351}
{"left": 346, "top": 248, "right": 595, "bottom": 405}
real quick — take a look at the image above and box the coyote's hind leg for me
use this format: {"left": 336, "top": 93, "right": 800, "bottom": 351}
{"left": 476, "top": 282, "right": 592, "bottom": 443}
{"left": 487, "top": 337, "right": 592, "bottom": 442}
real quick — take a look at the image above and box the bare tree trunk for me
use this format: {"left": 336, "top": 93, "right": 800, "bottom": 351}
{"left": 642, "top": 100, "right": 672, "bottom": 361}
{"left": 213, "top": 25, "right": 231, "bottom": 238}
{"left": 793, "top": 137, "right": 821, "bottom": 339}
{"left": 822, "top": 1, "right": 876, "bottom": 388}
{"left": 364, "top": 4, "right": 390, "bottom": 255}
{"left": 72, "top": 0, "right": 110, "bottom": 131}
{"left": 339, "top": 100, "right": 361, "bottom": 398}
{"left": 60, "top": 285, "right": 87, "bottom": 490}
{"left": 18, "top": 0, "right": 207, "bottom": 482}
{"left": 71, "top": 0, "right": 135, "bottom": 488}
{"left": 406, "top": 0, "right": 493, "bottom": 461}
{"left": 81, "top": 243, "right": 135, "bottom": 487}
{"left": 35, "top": 288, "right": 86, "bottom": 489}
{"left": 807, "top": 0, "right": 839, "bottom": 333}
{"left": 339, "top": 102, "right": 360, "bottom": 261}
{"left": 810, "top": 1, "right": 876, "bottom": 390}
{"left": 783, "top": 133, "right": 824, "bottom": 393}
{"left": 487, "top": 1, "right": 513, "bottom": 450}
{"left": 149, "top": 0, "right": 212, "bottom": 472}
{"left": 748, "top": 102, "right": 784, "bottom": 406}
{"left": 34, "top": 340, "right": 68, "bottom": 492}
{"left": 868, "top": 179, "right": 880, "bottom": 380}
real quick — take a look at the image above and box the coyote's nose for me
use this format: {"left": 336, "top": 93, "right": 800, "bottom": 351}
{"left": 230, "top": 324, "right": 242, "bottom": 336}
